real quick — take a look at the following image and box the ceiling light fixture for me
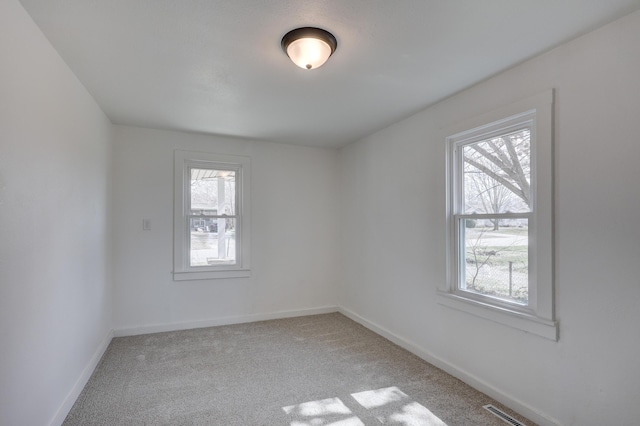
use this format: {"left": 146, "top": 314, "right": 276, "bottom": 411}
{"left": 281, "top": 27, "right": 337, "bottom": 70}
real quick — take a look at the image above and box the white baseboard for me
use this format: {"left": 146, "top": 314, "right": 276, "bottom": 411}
{"left": 49, "top": 329, "right": 113, "bottom": 426}
{"left": 113, "top": 306, "right": 339, "bottom": 337}
{"left": 337, "top": 307, "right": 562, "bottom": 426}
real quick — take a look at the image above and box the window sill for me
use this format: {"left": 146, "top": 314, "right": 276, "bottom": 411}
{"left": 437, "top": 291, "right": 558, "bottom": 341}
{"left": 173, "top": 269, "right": 251, "bottom": 281}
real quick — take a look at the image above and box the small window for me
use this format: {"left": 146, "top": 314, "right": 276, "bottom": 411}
{"left": 174, "top": 151, "right": 251, "bottom": 280}
{"left": 440, "top": 91, "right": 557, "bottom": 340}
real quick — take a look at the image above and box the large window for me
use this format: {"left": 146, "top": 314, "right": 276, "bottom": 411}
{"left": 174, "top": 151, "right": 251, "bottom": 280}
{"left": 456, "top": 124, "right": 532, "bottom": 306}
{"left": 440, "top": 91, "right": 557, "bottom": 340}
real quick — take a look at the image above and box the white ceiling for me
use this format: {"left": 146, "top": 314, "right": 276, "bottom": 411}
{"left": 20, "top": 0, "right": 640, "bottom": 148}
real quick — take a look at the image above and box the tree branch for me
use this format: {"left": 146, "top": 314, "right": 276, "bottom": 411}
{"left": 464, "top": 157, "right": 528, "bottom": 204}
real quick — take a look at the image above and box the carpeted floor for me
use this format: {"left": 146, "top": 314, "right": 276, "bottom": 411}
{"left": 64, "top": 313, "right": 534, "bottom": 425}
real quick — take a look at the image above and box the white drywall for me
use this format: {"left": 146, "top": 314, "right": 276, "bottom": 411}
{"left": 5, "top": 0, "right": 639, "bottom": 424}
{"left": 112, "top": 126, "right": 339, "bottom": 331}
{"left": 339, "top": 11, "right": 640, "bottom": 426}
{"left": 0, "top": 1, "right": 113, "bottom": 425}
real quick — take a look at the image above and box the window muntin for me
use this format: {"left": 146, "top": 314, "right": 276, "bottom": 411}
{"left": 174, "top": 151, "right": 250, "bottom": 280}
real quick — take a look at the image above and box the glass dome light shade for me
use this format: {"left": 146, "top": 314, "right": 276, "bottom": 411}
{"left": 286, "top": 37, "right": 332, "bottom": 70}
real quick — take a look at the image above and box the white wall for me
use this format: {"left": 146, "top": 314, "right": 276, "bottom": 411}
{"left": 0, "top": 1, "right": 113, "bottom": 425}
{"left": 4, "top": 1, "right": 638, "bottom": 424}
{"left": 339, "top": 11, "right": 640, "bottom": 426}
{"left": 112, "top": 125, "right": 339, "bottom": 333}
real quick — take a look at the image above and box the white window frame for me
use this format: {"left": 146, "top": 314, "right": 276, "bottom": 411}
{"left": 173, "top": 150, "right": 251, "bottom": 280}
{"left": 439, "top": 91, "right": 558, "bottom": 340}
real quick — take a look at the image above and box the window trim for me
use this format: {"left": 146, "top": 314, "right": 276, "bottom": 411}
{"left": 439, "top": 90, "right": 557, "bottom": 340}
{"left": 173, "top": 150, "right": 251, "bottom": 281}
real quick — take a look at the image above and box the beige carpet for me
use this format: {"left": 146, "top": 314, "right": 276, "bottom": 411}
{"left": 64, "top": 313, "right": 533, "bottom": 425}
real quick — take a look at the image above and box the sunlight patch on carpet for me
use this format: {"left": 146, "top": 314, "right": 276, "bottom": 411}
{"left": 283, "top": 397, "right": 364, "bottom": 426}
{"left": 350, "top": 386, "right": 407, "bottom": 409}
{"left": 351, "top": 386, "right": 447, "bottom": 426}
{"left": 284, "top": 387, "right": 446, "bottom": 426}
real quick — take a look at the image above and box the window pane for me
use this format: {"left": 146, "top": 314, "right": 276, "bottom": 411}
{"left": 461, "top": 218, "right": 528, "bottom": 304}
{"left": 190, "top": 168, "right": 236, "bottom": 215}
{"left": 190, "top": 218, "right": 236, "bottom": 267}
{"left": 463, "top": 129, "right": 531, "bottom": 214}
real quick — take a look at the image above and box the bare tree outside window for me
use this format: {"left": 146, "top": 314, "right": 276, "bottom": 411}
{"left": 463, "top": 129, "right": 531, "bottom": 219}
{"left": 464, "top": 129, "right": 531, "bottom": 208}
{"left": 460, "top": 128, "right": 531, "bottom": 304}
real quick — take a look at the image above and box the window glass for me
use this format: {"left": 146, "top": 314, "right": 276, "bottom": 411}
{"left": 190, "top": 168, "right": 236, "bottom": 214}
{"left": 460, "top": 219, "right": 529, "bottom": 304}
{"left": 463, "top": 129, "right": 531, "bottom": 214}
{"left": 189, "top": 218, "right": 236, "bottom": 266}
{"left": 188, "top": 168, "right": 237, "bottom": 267}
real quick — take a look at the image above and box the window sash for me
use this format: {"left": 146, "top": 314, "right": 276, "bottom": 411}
{"left": 452, "top": 213, "right": 533, "bottom": 313}
{"left": 453, "top": 129, "right": 534, "bottom": 214}
{"left": 187, "top": 165, "right": 238, "bottom": 213}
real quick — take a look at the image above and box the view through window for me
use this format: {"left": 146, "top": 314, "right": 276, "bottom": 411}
{"left": 460, "top": 128, "right": 531, "bottom": 304}
{"left": 189, "top": 167, "right": 237, "bottom": 267}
